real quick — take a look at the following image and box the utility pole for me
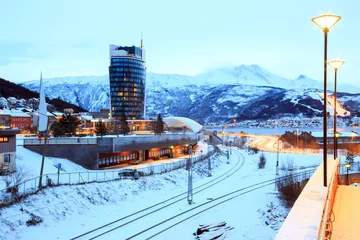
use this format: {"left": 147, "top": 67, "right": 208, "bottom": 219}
{"left": 187, "top": 145, "right": 193, "bottom": 204}
{"left": 276, "top": 138, "right": 280, "bottom": 175}
{"left": 208, "top": 144, "right": 212, "bottom": 177}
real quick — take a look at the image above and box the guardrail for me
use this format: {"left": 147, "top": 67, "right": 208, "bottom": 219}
{"left": 23, "top": 138, "right": 97, "bottom": 145}
{"left": 317, "top": 159, "right": 340, "bottom": 239}
{"left": 0, "top": 146, "right": 215, "bottom": 206}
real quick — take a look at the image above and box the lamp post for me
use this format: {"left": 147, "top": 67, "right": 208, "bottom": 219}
{"left": 331, "top": 132, "right": 342, "bottom": 159}
{"left": 187, "top": 145, "right": 193, "bottom": 204}
{"left": 328, "top": 60, "right": 345, "bottom": 159}
{"left": 296, "top": 128, "right": 299, "bottom": 150}
{"left": 345, "top": 163, "right": 351, "bottom": 185}
{"left": 312, "top": 14, "right": 341, "bottom": 187}
{"left": 230, "top": 140, "right": 232, "bottom": 155}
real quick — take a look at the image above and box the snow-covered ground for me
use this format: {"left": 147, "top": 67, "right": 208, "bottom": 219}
{"left": 0, "top": 142, "right": 332, "bottom": 240}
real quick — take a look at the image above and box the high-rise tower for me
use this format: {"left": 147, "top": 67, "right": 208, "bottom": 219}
{"left": 109, "top": 42, "right": 146, "bottom": 119}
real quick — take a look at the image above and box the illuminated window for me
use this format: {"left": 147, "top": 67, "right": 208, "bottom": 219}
{"left": 0, "top": 137, "right": 9, "bottom": 142}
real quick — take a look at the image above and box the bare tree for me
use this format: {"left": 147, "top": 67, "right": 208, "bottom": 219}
{"left": 4, "top": 166, "right": 30, "bottom": 196}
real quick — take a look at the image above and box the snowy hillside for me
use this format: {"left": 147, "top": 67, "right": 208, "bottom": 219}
{"left": 18, "top": 65, "right": 360, "bottom": 124}
{"left": 0, "top": 141, "right": 328, "bottom": 240}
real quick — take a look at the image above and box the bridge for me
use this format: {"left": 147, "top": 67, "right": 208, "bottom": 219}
{"left": 276, "top": 158, "right": 360, "bottom": 239}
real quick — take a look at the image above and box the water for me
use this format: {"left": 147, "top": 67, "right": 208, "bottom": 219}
{"left": 204, "top": 127, "right": 358, "bottom": 136}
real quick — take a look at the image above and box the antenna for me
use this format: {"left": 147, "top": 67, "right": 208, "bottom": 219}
{"left": 141, "top": 32, "right": 144, "bottom": 49}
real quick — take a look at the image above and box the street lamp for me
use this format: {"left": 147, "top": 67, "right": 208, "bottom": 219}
{"left": 328, "top": 59, "right": 344, "bottom": 159}
{"left": 312, "top": 13, "right": 341, "bottom": 187}
{"left": 345, "top": 163, "right": 351, "bottom": 185}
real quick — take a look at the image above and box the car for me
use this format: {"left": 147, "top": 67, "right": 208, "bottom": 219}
{"left": 129, "top": 159, "right": 141, "bottom": 165}
{"left": 118, "top": 169, "right": 144, "bottom": 179}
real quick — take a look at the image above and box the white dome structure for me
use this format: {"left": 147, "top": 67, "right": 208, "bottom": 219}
{"left": 163, "top": 117, "right": 202, "bottom": 133}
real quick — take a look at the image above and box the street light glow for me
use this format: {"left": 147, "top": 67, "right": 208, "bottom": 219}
{"left": 328, "top": 60, "right": 345, "bottom": 70}
{"left": 312, "top": 14, "right": 341, "bottom": 31}
{"left": 331, "top": 132, "right": 341, "bottom": 138}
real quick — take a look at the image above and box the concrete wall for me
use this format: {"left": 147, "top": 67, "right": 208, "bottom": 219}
{"left": 25, "top": 138, "right": 113, "bottom": 169}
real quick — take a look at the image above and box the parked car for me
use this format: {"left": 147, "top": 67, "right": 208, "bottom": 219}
{"left": 129, "top": 159, "right": 141, "bottom": 165}
{"left": 118, "top": 169, "right": 144, "bottom": 179}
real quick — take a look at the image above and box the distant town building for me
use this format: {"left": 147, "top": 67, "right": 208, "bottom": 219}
{"left": 109, "top": 41, "right": 146, "bottom": 120}
{"left": 9, "top": 111, "right": 31, "bottom": 129}
{"left": 86, "top": 109, "right": 110, "bottom": 119}
{"left": 64, "top": 108, "right": 74, "bottom": 114}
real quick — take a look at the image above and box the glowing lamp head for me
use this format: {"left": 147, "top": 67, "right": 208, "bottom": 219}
{"left": 332, "top": 132, "right": 342, "bottom": 138}
{"left": 312, "top": 14, "right": 341, "bottom": 32}
{"left": 345, "top": 163, "right": 351, "bottom": 169}
{"left": 328, "top": 60, "right": 345, "bottom": 70}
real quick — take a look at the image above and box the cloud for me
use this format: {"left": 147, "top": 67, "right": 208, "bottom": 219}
{"left": 0, "top": 40, "right": 50, "bottom": 66}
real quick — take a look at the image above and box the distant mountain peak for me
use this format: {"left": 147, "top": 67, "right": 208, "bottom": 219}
{"left": 297, "top": 75, "right": 306, "bottom": 80}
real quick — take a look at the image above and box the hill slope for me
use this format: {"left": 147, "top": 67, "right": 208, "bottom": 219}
{"left": 0, "top": 77, "right": 86, "bottom": 112}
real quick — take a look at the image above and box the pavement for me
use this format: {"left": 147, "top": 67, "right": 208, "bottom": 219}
{"left": 331, "top": 185, "right": 360, "bottom": 239}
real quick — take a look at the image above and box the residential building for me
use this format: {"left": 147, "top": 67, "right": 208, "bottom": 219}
{"left": 10, "top": 112, "right": 31, "bottom": 129}
{"left": 0, "top": 129, "right": 20, "bottom": 173}
{"left": 109, "top": 42, "right": 146, "bottom": 120}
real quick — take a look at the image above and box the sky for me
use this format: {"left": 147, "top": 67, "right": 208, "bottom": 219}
{"left": 1, "top": 0, "right": 359, "bottom": 85}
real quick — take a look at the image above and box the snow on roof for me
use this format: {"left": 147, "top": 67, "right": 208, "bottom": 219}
{"left": 163, "top": 117, "right": 202, "bottom": 133}
{"left": 0, "top": 109, "right": 31, "bottom": 117}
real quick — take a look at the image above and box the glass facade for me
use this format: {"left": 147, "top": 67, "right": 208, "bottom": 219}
{"left": 109, "top": 48, "right": 146, "bottom": 120}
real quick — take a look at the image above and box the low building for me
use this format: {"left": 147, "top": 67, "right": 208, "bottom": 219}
{"left": 0, "top": 129, "right": 20, "bottom": 174}
{"left": 24, "top": 117, "right": 203, "bottom": 170}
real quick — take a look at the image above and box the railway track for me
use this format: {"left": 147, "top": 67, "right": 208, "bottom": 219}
{"left": 71, "top": 148, "right": 245, "bottom": 240}
{"left": 126, "top": 169, "right": 315, "bottom": 240}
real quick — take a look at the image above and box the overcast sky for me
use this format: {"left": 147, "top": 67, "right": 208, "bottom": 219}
{"left": 1, "top": 0, "right": 358, "bottom": 85}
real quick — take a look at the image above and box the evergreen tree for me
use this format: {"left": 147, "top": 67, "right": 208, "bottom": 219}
{"left": 95, "top": 119, "right": 108, "bottom": 137}
{"left": 50, "top": 113, "right": 81, "bottom": 137}
{"left": 118, "top": 113, "right": 130, "bottom": 136}
{"left": 153, "top": 114, "right": 165, "bottom": 135}
{"left": 49, "top": 121, "right": 66, "bottom": 137}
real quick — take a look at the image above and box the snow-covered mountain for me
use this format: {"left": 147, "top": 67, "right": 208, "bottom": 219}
{"left": 18, "top": 65, "right": 360, "bottom": 124}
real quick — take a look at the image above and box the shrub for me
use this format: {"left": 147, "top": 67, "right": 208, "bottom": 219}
{"left": 26, "top": 213, "right": 43, "bottom": 226}
{"left": 258, "top": 154, "right": 266, "bottom": 169}
{"left": 276, "top": 173, "right": 308, "bottom": 207}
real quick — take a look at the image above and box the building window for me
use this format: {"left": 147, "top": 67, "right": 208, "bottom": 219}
{"left": 4, "top": 154, "right": 10, "bottom": 163}
{"left": 0, "top": 137, "right": 9, "bottom": 142}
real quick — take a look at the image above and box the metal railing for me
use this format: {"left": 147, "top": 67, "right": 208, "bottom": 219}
{"left": 317, "top": 159, "right": 340, "bottom": 240}
{"left": 0, "top": 147, "right": 215, "bottom": 206}
{"left": 23, "top": 138, "right": 97, "bottom": 145}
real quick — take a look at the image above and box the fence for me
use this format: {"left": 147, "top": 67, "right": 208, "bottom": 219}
{"left": 0, "top": 146, "right": 215, "bottom": 206}
{"left": 23, "top": 138, "right": 97, "bottom": 145}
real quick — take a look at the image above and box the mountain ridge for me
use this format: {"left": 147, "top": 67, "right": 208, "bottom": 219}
{"left": 15, "top": 64, "right": 360, "bottom": 124}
